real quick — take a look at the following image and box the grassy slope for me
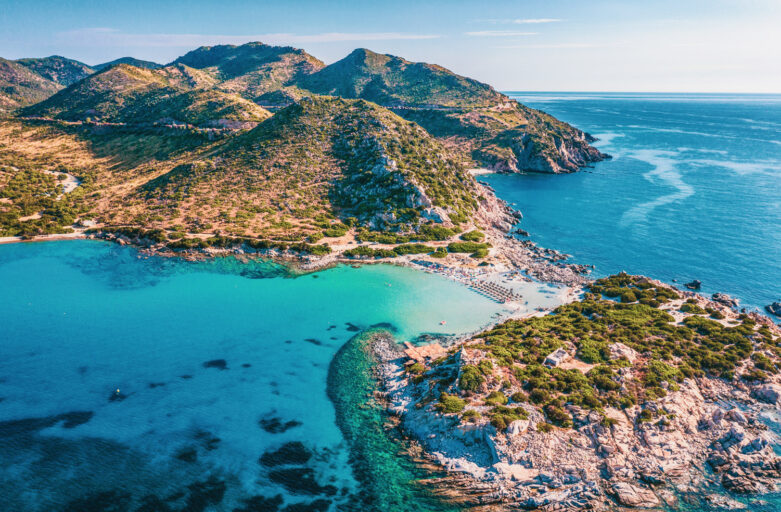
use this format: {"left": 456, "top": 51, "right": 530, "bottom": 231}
{"left": 21, "top": 64, "right": 270, "bottom": 126}
{"left": 134, "top": 96, "right": 476, "bottom": 238}
{"left": 298, "top": 48, "right": 505, "bottom": 108}
{"left": 15, "top": 56, "right": 95, "bottom": 86}
{"left": 0, "top": 58, "right": 62, "bottom": 111}
{"left": 172, "top": 42, "right": 325, "bottom": 101}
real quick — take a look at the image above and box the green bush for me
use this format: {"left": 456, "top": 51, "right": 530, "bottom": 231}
{"left": 437, "top": 393, "right": 466, "bottom": 414}
{"left": 484, "top": 391, "right": 508, "bottom": 406}
{"left": 447, "top": 241, "right": 488, "bottom": 253}
{"left": 458, "top": 365, "right": 484, "bottom": 391}
{"left": 460, "top": 230, "right": 485, "bottom": 242}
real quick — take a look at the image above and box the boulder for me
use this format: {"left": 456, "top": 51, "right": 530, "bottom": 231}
{"left": 712, "top": 293, "right": 739, "bottom": 309}
{"left": 507, "top": 419, "right": 530, "bottom": 436}
{"left": 751, "top": 384, "right": 781, "bottom": 405}
{"left": 765, "top": 301, "right": 781, "bottom": 318}
{"left": 609, "top": 342, "right": 638, "bottom": 363}
{"left": 685, "top": 280, "right": 702, "bottom": 290}
{"left": 610, "top": 482, "right": 660, "bottom": 508}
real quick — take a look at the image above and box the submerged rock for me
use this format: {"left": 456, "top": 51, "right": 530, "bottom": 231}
{"left": 203, "top": 359, "right": 228, "bottom": 370}
{"left": 232, "top": 494, "right": 283, "bottom": 512}
{"left": 184, "top": 476, "right": 227, "bottom": 512}
{"left": 268, "top": 467, "right": 337, "bottom": 496}
{"left": 259, "top": 416, "right": 303, "bottom": 434}
{"left": 64, "top": 490, "right": 132, "bottom": 512}
{"left": 259, "top": 442, "right": 312, "bottom": 467}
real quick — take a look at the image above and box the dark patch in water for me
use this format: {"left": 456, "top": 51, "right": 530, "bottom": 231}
{"left": 284, "top": 340, "right": 293, "bottom": 344}
{"left": 369, "top": 322, "right": 397, "bottom": 332}
{"left": 242, "top": 363, "right": 252, "bottom": 368}
{"left": 259, "top": 442, "right": 312, "bottom": 467}
{"left": 63, "top": 489, "right": 132, "bottom": 512}
{"left": 175, "top": 447, "right": 198, "bottom": 463}
{"left": 193, "top": 430, "right": 220, "bottom": 451}
{"left": 259, "top": 416, "right": 302, "bottom": 434}
{"left": 0, "top": 410, "right": 94, "bottom": 436}
{"left": 135, "top": 494, "right": 174, "bottom": 512}
{"left": 180, "top": 374, "right": 193, "bottom": 379}
{"left": 148, "top": 382, "right": 166, "bottom": 389}
{"left": 311, "top": 275, "right": 319, "bottom": 278}
{"left": 281, "top": 499, "right": 331, "bottom": 512}
{"left": 108, "top": 389, "right": 128, "bottom": 402}
{"left": 304, "top": 338, "right": 322, "bottom": 346}
{"left": 183, "top": 476, "right": 226, "bottom": 512}
{"left": 345, "top": 323, "right": 361, "bottom": 332}
{"left": 78, "top": 366, "right": 89, "bottom": 375}
{"left": 330, "top": 336, "right": 338, "bottom": 340}
{"left": 233, "top": 494, "right": 283, "bottom": 512}
{"left": 327, "top": 325, "right": 337, "bottom": 331}
{"left": 203, "top": 359, "right": 228, "bottom": 370}
{"left": 268, "top": 468, "right": 337, "bottom": 496}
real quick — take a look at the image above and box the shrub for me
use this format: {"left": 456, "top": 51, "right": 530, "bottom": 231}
{"left": 485, "top": 391, "right": 508, "bottom": 406}
{"left": 537, "top": 422, "right": 554, "bottom": 433}
{"left": 681, "top": 302, "right": 707, "bottom": 314}
{"left": 458, "top": 365, "right": 484, "bottom": 391}
{"left": 447, "top": 241, "right": 488, "bottom": 253}
{"left": 510, "top": 391, "right": 527, "bottom": 403}
{"left": 407, "top": 363, "right": 425, "bottom": 374}
{"left": 430, "top": 247, "right": 448, "bottom": 258}
{"left": 461, "top": 409, "right": 481, "bottom": 422}
{"left": 460, "top": 230, "right": 485, "bottom": 242}
{"left": 437, "top": 393, "right": 466, "bottom": 414}
{"left": 529, "top": 389, "right": 550, "bottom": 404}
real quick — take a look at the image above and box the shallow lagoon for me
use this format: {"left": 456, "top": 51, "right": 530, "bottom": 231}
{"left": 0, "top": 240, "right": 566, "bottom": 510}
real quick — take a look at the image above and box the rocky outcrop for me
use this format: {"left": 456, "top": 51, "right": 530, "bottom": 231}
{"left": 376, "top": 312, "right": 781, "bottom": 511}
{"left": 766, "top": 301, "right": 781, "bottom": 318}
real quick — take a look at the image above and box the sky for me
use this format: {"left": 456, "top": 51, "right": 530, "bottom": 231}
{"left": 1, "top": 0, "right": 779, "bottom": 93}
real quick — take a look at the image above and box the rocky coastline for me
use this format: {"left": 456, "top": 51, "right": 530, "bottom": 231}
{"left": 370, "top": 281, "right": 781, "bottom": 511}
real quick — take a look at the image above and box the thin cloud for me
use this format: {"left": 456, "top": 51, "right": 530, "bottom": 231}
{"left": 57, "top": 28, "right": 440, "bottom": 48}
{"left": 466, "top": 31, "right": 538, "bottom": 37}
{"left": 476, "top": 18, "right": 563, "bottom": 24}
{"left": 495, "top": 42, "right": 601, "bottom": 49}
{"left": 513, "top": 18, "right": 562, "bottom": 24}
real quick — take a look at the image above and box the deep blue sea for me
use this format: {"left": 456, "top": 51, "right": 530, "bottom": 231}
{"left": 494, "top": 92, "right": 781, "bottom": 312}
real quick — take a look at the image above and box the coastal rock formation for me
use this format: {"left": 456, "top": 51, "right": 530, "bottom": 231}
{"left": 766, "top": 301, "right": 781, "bottom": 318}
{"left": 376, "top": 275, "right": 781, "bottom": 510}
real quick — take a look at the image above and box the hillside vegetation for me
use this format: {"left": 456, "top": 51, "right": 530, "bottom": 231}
{"left": 22, "top": 64, "right": 270, "bottom": 126}
{"left": 173, "top": 42, "right": 324, "bottom": 101}
{"left": 0, "top": 58, "right": 62, "bottom": 111}
{"left": 15, "top": 56, "right": 94, "bottom": 86}
{"left": 133, "top": 96, "right": 475, "bottom": 237}
{"left": 1, "top": 41, "right": 609, "bottom": 242}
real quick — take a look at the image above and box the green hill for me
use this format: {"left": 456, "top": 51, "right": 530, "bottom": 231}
{"left": 137, "top": 96, "right": 476, "bottom": 236}
{"left": 0, "top": 58, "right": 62, "bottom": 111}
{"left": 172, "top": 42, "right": 324, "bottom": 100}
{"left": 93, "top": 57, "right": 162, "bottom": 71}
{"left": 15, "top": 56, "right": 94, "bottom": 86}
{"left": 22, "top": 64, "right": 269, "bottom": 126}
{"left": 297, "top": 48, "right": 506, "bottom": 108}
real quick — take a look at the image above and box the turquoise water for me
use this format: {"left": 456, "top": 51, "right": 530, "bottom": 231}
{"left": 0, "top": 240, "right": 515, "bottom": 511}
{"left": 491, "top": 92, "right": 781, "bottom": 312}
